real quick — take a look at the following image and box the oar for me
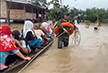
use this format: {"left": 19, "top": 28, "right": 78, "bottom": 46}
{"left": 18, "top": 32, "right": 65, "bottom": 73}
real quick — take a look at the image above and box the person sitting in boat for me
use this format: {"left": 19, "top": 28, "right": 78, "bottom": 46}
{"left": 40, "top": 21, "right": 53, "bottom": 40}
{"left": 23, "top": 20, "right": 43, "bottom": 53}
{"left": 47, "top": 23, "right": 54, "bottom": 39}
{"left": 39, "top": 21, "right": 48, "bottom": 35}
{"left": 12, "top": 30, "right": 31, "bottom": 55}
{"left": 38, "top": 23, "right": 52, "bottom": 42}
{"left": 0, "top": 25, "right": 31, "bottom": 66}
{"left": 34, "top": 24, "right": 48, "bottom": 46}
{"left": 94, "top": 19, "right": 99, "bottom": 30}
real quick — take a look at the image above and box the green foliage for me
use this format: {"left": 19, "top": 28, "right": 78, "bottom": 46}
{"left": 47, "top": 5, "right": 69, "bottom": 20}
{"left": 85, "top": 20, "right": 90, "bottom": 26}
{"left": 48, "top": 7, "right": 108, "bottom": 23}
{"left": 47, "top": 0, "right": 70, "bottom": 20}
{"left": 84, "top": 8, "right": 107, "bottom": 23}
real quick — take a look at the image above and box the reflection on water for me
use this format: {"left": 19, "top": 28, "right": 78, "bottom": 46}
{"left": 21, "top": 23, "right": 108, "bottom": 73}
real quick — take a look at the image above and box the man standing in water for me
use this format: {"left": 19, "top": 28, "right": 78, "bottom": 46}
{"left": 56, "top": 13, "right": 78, "bottom": 49}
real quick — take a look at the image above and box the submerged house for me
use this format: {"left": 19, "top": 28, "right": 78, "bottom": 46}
{"left": 0, "top": 0, "right": 48, "bottom": 22}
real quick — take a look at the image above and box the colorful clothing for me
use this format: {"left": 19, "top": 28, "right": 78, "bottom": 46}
{"left": 1, "top": 34, "right": 19, "bottom": 52}
{"left": 23, "top": 20, "right": 43, "bottom": 48}
{"left": 34, "top": 29, "right": 45, "bottom": 40}
{"left": 12, "top": 30, "right": 32, "bottom": 53}
{"left": 19, "top": 40, "right": 31, "bottom": 53}
{"left": 0, "top": 50, "right": 19, "bottom": 65}
{"left": 28, "top": 38, "right": 42, "bottom": 47}
{"left": 0, "top": 25, "right": 20, "bottom": 52}
{"left": 0, "top": 25, "right": 20, "bottom": 65}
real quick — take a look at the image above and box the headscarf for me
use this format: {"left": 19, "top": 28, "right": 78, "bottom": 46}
{"left": 1, "top": 25, "right": 12, "bottom": 35}
{"left": 42, "top": 22, "right": 53, "bottom": 34}
{"left": 42, "top": 22, "right": 50, "bottom": 30}
{"left": 1, "top": 25, "right": 20, "bottom": 52}
{"left": 23, "top": 20, "right": 34, "bottom": 38}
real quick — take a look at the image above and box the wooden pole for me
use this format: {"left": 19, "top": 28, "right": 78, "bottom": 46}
{"left": 60, "top": 0, "right": 62, "bottom": 8}
{"left": 7, "top": 0, "right": 11, "bottom": 26}
{"left": 24, "top": 4, "right": 26, "bottom": 22}
{"left": 32, "top": 7, "right": 33, "bottom": 22}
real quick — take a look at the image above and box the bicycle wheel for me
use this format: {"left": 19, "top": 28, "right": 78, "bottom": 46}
{"left": 73, "top": 30, "right": 81, "bottom": 46}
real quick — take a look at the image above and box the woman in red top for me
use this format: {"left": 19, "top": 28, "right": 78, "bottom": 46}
{"left": 0, "top": 25, "right": 31, "bottom": 66}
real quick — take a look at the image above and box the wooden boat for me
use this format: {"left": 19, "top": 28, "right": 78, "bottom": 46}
{"left": 0, "top": 41, "right": 53, "bottom": 73}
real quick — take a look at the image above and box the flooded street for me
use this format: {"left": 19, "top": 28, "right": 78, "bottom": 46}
{"left": 21, "top": 23, "right": 108, "bottom": 73}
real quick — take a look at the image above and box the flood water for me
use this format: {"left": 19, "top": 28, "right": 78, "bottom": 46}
{"left": 21, "top": 23, "right": 108, "bottom": 73}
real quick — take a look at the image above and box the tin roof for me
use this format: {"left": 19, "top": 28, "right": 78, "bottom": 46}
{"left": 6, "top": 0, "right": 31, "bottom": 4}
{"left": 6, "top": 0, "right": 47, "bottom": 10}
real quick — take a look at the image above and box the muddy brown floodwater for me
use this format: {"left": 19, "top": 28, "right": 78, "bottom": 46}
{"left": 21, "top": 23, "right": 108, "bottom": 73}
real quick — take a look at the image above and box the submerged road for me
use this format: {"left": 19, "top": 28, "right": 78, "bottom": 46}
{"left": 21, "top": 23, "right": 108, "bottom": 73}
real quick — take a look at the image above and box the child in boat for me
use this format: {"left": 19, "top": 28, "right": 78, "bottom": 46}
{"left": 12, "top": 30, "right": 31, "bottom": 55}
{"left": 23, "top": 20, "right": 43, "bottom": 52}
{"left": 0, "top": 25, "right": 31, "bottom": 66}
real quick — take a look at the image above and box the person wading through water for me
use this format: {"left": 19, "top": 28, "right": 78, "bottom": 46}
{"left": 94, "top": 19, "right": 99, "bottom": 30}
{"left": 56, "top": 13, "right": 78, "bottom": 49}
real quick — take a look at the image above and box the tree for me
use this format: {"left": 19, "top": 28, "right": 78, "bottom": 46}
{"left": 47, "top": 5, "right": 69, "bottom": 20}
{"left": 70, "top": 8, "right": 79, "bottom": 19}
{"left": 47, "top": 0, "right": 107, "bottom": 23}
{"left": 48, "top": 0, "right": 60, "bottom": 8}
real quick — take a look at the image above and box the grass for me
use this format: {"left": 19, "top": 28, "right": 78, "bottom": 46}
{"left": 1, "top": 23, "right": 7, "bottom": 25}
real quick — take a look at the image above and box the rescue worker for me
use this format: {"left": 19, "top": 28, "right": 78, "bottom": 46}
{"left": 56, "top": 13, "right": 78, "bottom": 49}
